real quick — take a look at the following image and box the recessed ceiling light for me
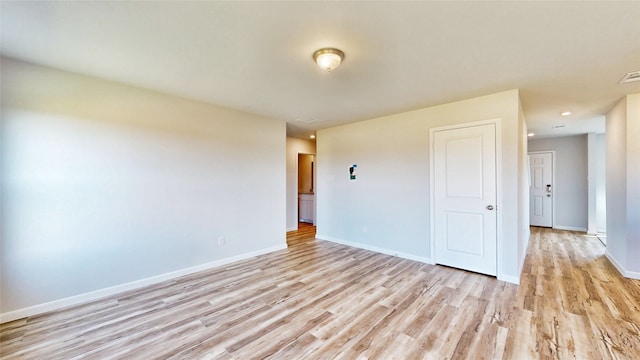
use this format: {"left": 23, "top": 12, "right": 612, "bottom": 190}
{"left": 310, "top": 134, "right": 316, "bottom": 139}
{"left": 560, "top": 111, "right": 572, "bottom": 116}
{"left": 528, "top": 132, "right": 535, "bottom": 137}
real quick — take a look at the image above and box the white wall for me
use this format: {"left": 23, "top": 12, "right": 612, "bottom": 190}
{"left": 286, "top": 137, "right": 316, "bottom": 230}
{"left": 596, "top": 133, "right": 607, "bottom": 233}
{"left": 517, "top": 99, "right": 530, "bottom": 268}
{"left": 606, "top": 93, "right": 640, "bottom": 279}
{"left": 606, "top": 97, "right": 628, "bottom": 272}
{"left": 627, "top": 94, "right": 640, "bottom": 276}
{"left": 0, "top": 58, "right": 287, "bottom": 320}
{"left": 528, "top": 135, "right": 588, "bottom": 231}
{"left": 316, "top": 89, "right": 525, "bottom": 284}
{"left": 587, "top": 133, "right": 597, "bottom": 235}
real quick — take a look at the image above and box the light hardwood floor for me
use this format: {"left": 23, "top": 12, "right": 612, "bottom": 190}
{"left": 1, "top": 226, "right": 639, "bottom": 359}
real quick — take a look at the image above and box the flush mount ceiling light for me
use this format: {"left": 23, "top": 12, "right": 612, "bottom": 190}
{"left": 560, "top": 111, "right": 572, "bottom": 116}
{"left": 313, "top": 48, "right": 345, "bottom": 72}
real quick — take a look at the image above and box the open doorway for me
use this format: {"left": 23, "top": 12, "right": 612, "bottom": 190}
{"left": 298, "top": 153, "right": 315, "bottom": 224}
{"left": 286, "top": 136, "right": 316, "bottom": 233}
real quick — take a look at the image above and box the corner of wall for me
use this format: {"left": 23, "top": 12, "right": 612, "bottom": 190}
{"left": 0, "top": 243, "right": 287, "bottom": 324}
{"left": 605, "top": 96, "right": 628, "bottom": 273}
{"left": 516, "top": 94, "right": 529, "bottom": 283}
{"left": 1, "top": 59, "right": 288, "bottom": 316}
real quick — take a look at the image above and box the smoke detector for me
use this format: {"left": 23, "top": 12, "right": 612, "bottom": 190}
{"left": 619, "top": 70, "right": 640, "bottom": 84}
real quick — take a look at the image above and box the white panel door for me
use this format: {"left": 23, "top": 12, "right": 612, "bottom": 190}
{"left": 529, "top": 152, "right": 553, "bottom": 227}
{"left": 433, "top": 123, "right": 497, "bottom": 276}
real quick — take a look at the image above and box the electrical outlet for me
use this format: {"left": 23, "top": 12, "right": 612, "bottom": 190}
{"left": 362, "top": 225, "right": 368, "bottom": 233}
{"left": 217, "top": 236, "right": 225, "bottom": 246}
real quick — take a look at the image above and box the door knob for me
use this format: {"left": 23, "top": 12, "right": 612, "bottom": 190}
{"left": 487, "top": 205, "right": 494, "bottom": 210}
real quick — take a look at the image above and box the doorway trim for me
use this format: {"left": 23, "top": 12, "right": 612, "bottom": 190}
{"left": 528, "top": 150, "right": 556, "bottom": 229}
{"left": 429, "top": 118, "right": 503, "bottom": 277}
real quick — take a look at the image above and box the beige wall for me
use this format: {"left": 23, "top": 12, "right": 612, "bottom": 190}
{"left": 298, "top": 154, "right": 314, "bottom": 194}
{"left": 606, "top": 93, "right": 640, "bottom": 278}
{"left": 627, "top": 94, "right": 640, "bottom": 276}
{"left": 317, "top": 89, "right": 526, "bottom": 283}
{"left": 1, "top": 58, "right": 287, "bottom": 320}
{"left": 517, "top": 98, "right": 530, "bottom": 270}
{"left": 606, "top": 97, "right": 628, "bottom": 272}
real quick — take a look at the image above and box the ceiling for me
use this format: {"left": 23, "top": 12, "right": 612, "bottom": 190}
{"left": 2, "top": 1, "right": 639, "bottom": 139}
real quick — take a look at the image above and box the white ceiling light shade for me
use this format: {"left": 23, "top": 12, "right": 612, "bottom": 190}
{"left": 313, "top": 48, "right": 345, "bottom": 71}
{"left": 560, "top": 111, "right": 572, "bottom": 116}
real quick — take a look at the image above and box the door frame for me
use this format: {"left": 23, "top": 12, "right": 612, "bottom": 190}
{"left": 429, "top": 118, "right": 503, "bottom": 277}
{"left": 528, "top": 150, "right": 556, "bottom": 228}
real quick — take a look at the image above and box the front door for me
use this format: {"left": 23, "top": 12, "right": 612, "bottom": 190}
{"left": 433, "top": 123, "right": 497, "bottom": 276}
{"left": 529, "top": 152, "right": 553, "bottom": 227}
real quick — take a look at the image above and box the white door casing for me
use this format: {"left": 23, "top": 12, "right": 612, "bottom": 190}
{"left": 431, "top": 122, "right": 498, "bottom": 276}
{"left": 529, "top": 152, "right": 553, "bottom": 227}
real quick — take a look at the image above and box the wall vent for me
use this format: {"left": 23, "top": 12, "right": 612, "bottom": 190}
{"left": 619, "top": 70, "right": 640, "bottom": 84}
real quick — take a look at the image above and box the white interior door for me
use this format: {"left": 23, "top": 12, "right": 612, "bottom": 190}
{"left": 529, "top": 152, "right": 553, "bottom": 227}
{"left": 433, "top": 123, "right": 497, "bottom": 276}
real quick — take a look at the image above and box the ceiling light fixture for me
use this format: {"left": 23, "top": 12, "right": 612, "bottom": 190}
{"left": 560, "top": 111, "right": 572, "bottom": 116}
{"left": 313, "top": 48, "right": 344, "bottom": 72}
{"left": 528, "top": 132, "right": 535, "bottom": 137}
{"left": 310, "top": 134, "right": 316, "bottom": 139}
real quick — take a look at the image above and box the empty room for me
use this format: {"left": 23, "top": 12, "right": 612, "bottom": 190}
{"left": 1, "top": 1, "right": 639, "bottom": 359}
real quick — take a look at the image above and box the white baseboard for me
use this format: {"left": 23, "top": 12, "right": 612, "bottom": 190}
{"left": 286, "top": 226, "right": 298, "bottom": 232}
{"left": 316, "top": 234, "right": 432, "bottom": 264}
{"left": 497, "top": 274, "right": 520, "bottom": 285}
{"left": 606, "top": 251, "right": 626, "bottom": 277}
{"left": 316, "top": 235, "right": 523, "bottom": 284}
{"left": 0, "top": 244, "right": 287, "bottom": 324}
{"left": 553, "top": 225, "right": 587, "bottom": 232}
{"left": 605, "top": 251, "right": 640, "bottom": 280}
{"left": 508, "top": 230, "right": 531, "bottom": 286}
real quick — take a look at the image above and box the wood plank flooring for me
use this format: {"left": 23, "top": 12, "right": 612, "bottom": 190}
{"left": 286, "top": 222, "right": 316, "bottom": 246}
{"left": 1, "top": 226, "right": 639, "bottom": 359}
